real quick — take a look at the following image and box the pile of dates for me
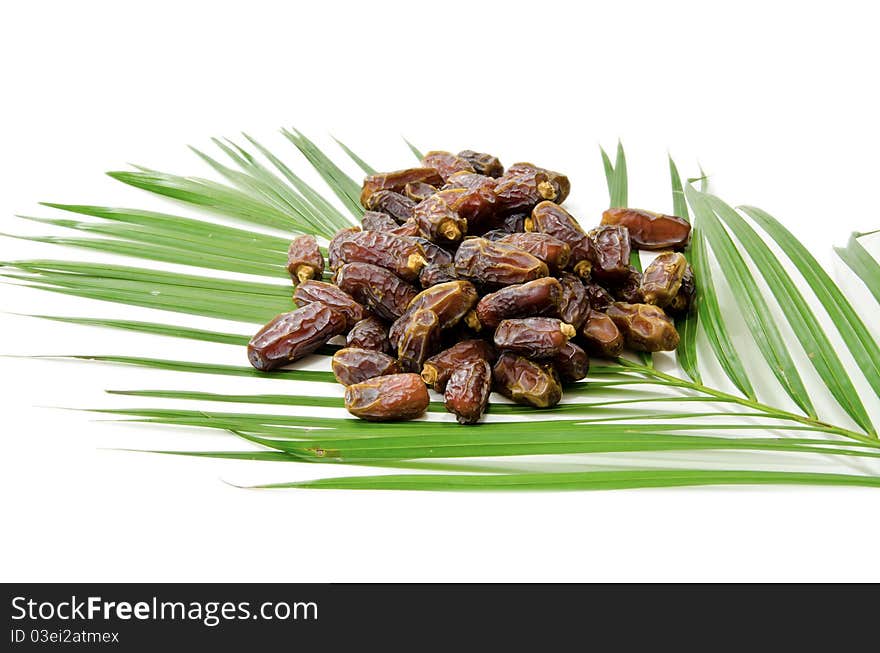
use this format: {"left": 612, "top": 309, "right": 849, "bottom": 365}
{"left": 248, "top": 149, "right": 694, "bottom": 424}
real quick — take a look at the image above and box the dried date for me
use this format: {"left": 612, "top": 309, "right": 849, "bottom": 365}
{"left": 457, "top": 150, "right": 504, "bottom": 178}
{"left": 419, "top": 262, "right": 459, "bottom": 287}
{"left": 335, "top": 230, "right": 427, "bottom": 282}
{"left": 360, "top": 168, "right": 444, "bottom": 206}
{"left": 421, "top": 339, "right": 496, "bottom": 392}
{"left": 413, "top": 190, "right": 469, "bottom": 244}
{"left": 293, "top": 280, "right": 364, "bottom": 329}
{"left": 346, "top": 315, "right": 391, "bottom": 353}
{"left": 492, "top": 352, "right": 562, "bottom": 408}
{"left": 332, "top": 347, "right": 401, "bottom": 386}
{"left": 397, "top": 308, "right": 441, "bottom": 373}
{"left": 498, "top": 232, "right": 571, "bottom": 273}
{"left": 581, "top": 310, "right": 624, "bottom": 358}
{"left": 390, "top": 280, "right": 479, "bottom": 346}
{"left": 601, "top": 208, "right": 692, "bottom": 250}
{"left": 553, "top": 340, "right": 590, "bottom": 383}
{"left": 587, "top": 225, "right": 631, "bottom": 282}
{"left": 286, "top": 234, "right": 324, "bottom": 284}
{"left": 557, "top": 273, "right": 591, "bottom": 329}
{"left": 453, "top": 237, "right": 548, "bottom": 287}
{"left": 344, "top": 373, "right": 430, "bottom": 421}
{"left": 473, "top": 277, "right": 562, "bottom": 329}
{"left": 361, "top": 211, "right": 399, "bottom": 232}
{"left": 334, "top": 262, "right": 418, "bottom": 321}
{"left": 494, "top": 317, "right": 576, "bottom": 358}
{"left": 404, "top": 181, "right": 438, "bottom": 202}
{"left": 364, "top": 189, "right": 416, "bottom": 223}
{"left": 606, "top": 302, "right": 680, "bottom": 352}
{"left": 327, "top": 226, "right": 361, "bottom": 271}
{"left": 666, "top": 264, "right": 695, "bottom": 316}
{"left": 640, "top": 252, "right": 688, "bottom": 307}
{"left": 526, "top": 201, "right": 593, "bottom": 277}
{"left": 444, "top": 359, "right": 492, "bottom": 424}
{"left": 248, "top": 303, "right": 347, "bottom": 371}
{"left": 421, "top": 151, "right": 475, "bottom": 181}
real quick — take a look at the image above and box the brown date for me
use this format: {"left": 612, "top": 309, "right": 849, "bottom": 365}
{"left": 360, "top": 168, "right": 444, "bottom": 206}
{"left": 413, "top": 190, "right": 469, "bottom": 244}
{"left": 494, "top": 317, "right": 576, "bottom": 358}
{"left": 390, "top": 280, "right": 479, "bottom": 346}
{"left": 557, "top": 273, "right": 591, "bottom": 330}
{"left": 526, "top": 201, "right": 592, "bottom": 276}
{"left": 248, "top": 303, "right": 347, "bottom": 371}
{"left": 494, "top": 167, "right": 558, "bottom": 215}
{"left": 334, "top": 262, "right": 418, "bottom": 322}
{"left": 293, "top": 279, "right": 364, "bottom": 329}
{"left": 584, "top": 282, "right": 615, "bottom": 312}
{"left": 498, "top": 232, "right": 571, "bottom": 273}
{"left": 474, "top": 277, "right": 562, "bottom": 330}
{"left": 421, "top": 151, "right": 475, "bottom": 181}
{"left": 419, "top": 262, "right": 459, "bottom": 287}
{"left": 553, "top": 340, "right": 590, "bottom": 383}
{"left": 346, "top": 315, "right": 391, "bottom": 353}
{"left": 581, "top": 310, "right": 624, "bottom": 358}
{"left": 601, "top": 208, "right": 692, "bottom": 250}
{"left": 421, "top": 339, "right": 496, "bottom": 392}
{"left": 502, "top": 212, "right": 528, "bottom": 233}
{"left": 332, "top": 347, "right": 401, "bottom": 386}
{"left": 397, "top": 308, "right": 441, "bottom": 373}
{"left": 364, "top": 189, "right": 416, "bottom": 223}
{"left": 606, "top": 302, "right": 680, "bottom": 352}
{"left": 411, "top": 237, "right": 453, "bottom": 266}
{"left": 666, "top": 264, "right": 695, "bottom": 316}
{"left": 388, "top": 218, "right": 422, "bottom": 237}
{"left": 457, "top": 150, "right": 504, "bottom": 178}
{"left": 404, "top": 181, "right": 438, "bottom": 202}
{"left": 453, "top": 237, "right": 548, "bottom": 287}
{"left": 444, "top": 359, "right": 492, "bottom": 425}
{"left": 344, "top": 373, "right": 430, "bottom": 421}
{"left": 335, "top": 230, "right": 427, "bottom": 282}
{"left": 640, "top": 252, "right": 688, "bottom": 307}
{"left": 492, "top": 352, "right": 562, "bottom": 408}
{"left": 361, "top": 211, "right": 399, "bottom": 232}
{"left": 327, "top": 226, "right": 361, "bottom": 271}
{"left": 508, "top": 162, "right": 570, "bottom": 204}
{"left": 587, "top": 225, "right": 631, "bottom": 282}
{"left": 609, "top": 267, "right": 643, "bottom": 303}
{"left": 441, "top": 172, "right": 498, "bottom": 232}
{"left": 286, "top": 234, "right": 324, "bottom": 285}
{"left": 480, "top": 229, "right": 512, "bottom": 241}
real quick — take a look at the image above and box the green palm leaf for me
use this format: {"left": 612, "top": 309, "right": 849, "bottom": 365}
{"left": 668, "top": 157, "right": 699, "bottom": 383}
{"left": 835, "top": 232, "right": 880, "bottom": 304}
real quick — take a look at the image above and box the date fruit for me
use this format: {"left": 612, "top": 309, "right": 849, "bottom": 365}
{"left": 474, "top": 277, "right": 562, "bottom": 329}
{"left": 344, "top": 373, "right": 430, "bottom": 421}
{"left": 606, "top": 302, "right": 680, "bottom": 352}
{"left": 413, "top": 190, "right": 469, "bottom": 244}
{"left": 334, "top": 262, "right": 418, "bottom": 321}
{"left": 557, "top": 273, "right": 591, "bottom": 329}
{"left": 553, "top": 340, "right": 590, "bottom": 383}
{"left": 332, "top": 347, "right": 401, "bottom": 386}
{"left": 421, "top": 151, "right": 475, "bottom": 181}
{"left": 601, "top": 208, "right": 692, "bottom": 250}
{"left": 390, "top": 280, "right": 478, "bottom": 346}
{"left": 454, "top": 237, "right": 548, "bottom": 287}
{"left": 526, "top": 201, "right": 593, "bottom": 276}
{"left": 666, "top": 264, "right": 695, "bottom": 316}
{"left": 445, "top": 359, "right": 492, "bottom": 424}
{"left": 419, "top": 262, "right": 459, "bottom": 287}
{"left": 346, "top": 315, "right": 391, "bottom": 353}
{"left": 421, "top": 338, "right": 496, "bottom": 392}
{"left": 581, "top": 310, "right": 624, "bottom": 358}
{"left": 335, "top": 230, "right": 427, "bottom": 282}
{"left": 328, "top": 226, "right": 361, "bottom": 271}
{"left": 293, "top": 279, "right": 364, "bottom": 329}
{"left": 457, "top": 150, "right": 504, "bottom": 178}
{"left": 492, "top": 352, "right": 562, "bottom": 408}
{"left": 361, "top": 211, "right": 399, "bottom": 232}
{"left": 494, "top": 317, "right": 576, "bottom": 358}
{"left": 361, "top": 168, "right": 444, "bottom": 206}
{"left": 287, "top": 234, "right": 324, "bottom": 284}
{"left": 248, "top": 303, "right": 347, "bottom": 371}
{"left": 397, "top": 308, "right": 440, "bottom": 373}
{"left": 498, "top": 232, "right": 571, "bottom": 272}
{"left": 404, "top": 181, "right": 438, "bottom": 202}
{"left": 640, "top": 251, "right": 688, "bottom": 307}
{"left": 364, "top": 189, "right": 416, "bottom": 223}
{"left": 587, "top": 225, "right": 631, "bottom": 282}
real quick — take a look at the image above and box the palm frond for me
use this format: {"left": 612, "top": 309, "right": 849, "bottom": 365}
{"left": 836, "top": 232, "right": 880, "bottom": 304}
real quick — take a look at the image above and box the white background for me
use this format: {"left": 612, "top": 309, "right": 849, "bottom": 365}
{"left": 2, "top": 0, "right": 880, "bottom": 582}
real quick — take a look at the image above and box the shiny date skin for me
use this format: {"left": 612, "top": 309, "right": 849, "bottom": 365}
{"left": 553, "top": 340, "right": 590, "bottom": 383}
{"left": 601, "top": 208, "right": 692, "bottom": 250}
{"left": 493, "top": 317, "right": 576, "bottom": 358}
{"left": 492, "top": 352, "right": 562, "bottom": 408}
{"left": 344, "top": 373, "right": 430, "bottom": 421}
{"left": 404, "top": 181, "right": 438, "bottom": 202}
{"left": 508, "top": 163, "right": 570, "bottom": 204}
{"left": 332, "top": 347, "right": 401, "bottom": 386}
{"left": 334, "top": 230, "right": 427, "bottom": 282}
{"left": 346, "top": 315, "right": 392, "bottom": 353}
{"left": 364, "top": 189, "right": 416, "bottom": 223}
{"left": 411, "top": 237, "right": 454, "bottom": 266}
{"left": 457, "top": 150, "right": 504, "bottom": 178}
{"left": 474, "top": 277, "right": 562, "bottom": 330}
{"left": 640, "top": 251, "right": 688, "bottom": 307}
{"left": 498, "top": 232, "right": 571, "bottom": 273}
{"left": 287, "top": 234, "right": 324, "bottom": 285}
{"left": 413, "top": 190, "right": 469, "bottom": 244}
{"left": 609, "top": 267, "right": 643, "bottom": 303}
{"left": 606, "top": 302, "right": 680, "bottom": 352}
{"left": 419, "top": 262, "right": 459, "bottom": 287}
{"left": 581, "top": 310, "right": 624, "bottom": 358}
{"left": 666, "top": 264, "right": 695, "bottom": 316}
{"left": 421, "top": 150, "right": 475, "bottom": 181}
{"left": 388, "top": 219, "right": 422, "bottom": 237}
{"left": 526, "top": 201, "right": 593, "bottom": 276}
{"left": 441, "top": 172, "right": 498, "bottom": 233}
{"left": 248, "top": 303, "right": 347, "bottom": 371}
{"left": 494, "top": 167, "right": 559, "bottom": 215}
{"left": 328, "top": 226, "right": 362, "bottom": 271}
{"left": 397, "top": 308, "right": 441, "bottom": 373}
{"left": 389, "top": 280, "right": 479, "bottom": 347}
{"left": 557, "top": 273, "right": 591, "bottom": 330}
{"left": 444, "top": 359, "right": 492, "bottom": 424}
{"left": 584, "top": 282, "right": 615, "bottom": 312}
{"left": 587, "top": 225, "right": 631, "bottom": 282}
{"left": 360, "top": 168, "right": 444, "bottom": 206}
{"left": 334, "top": 262, "right": 418, "bottom": 322}
{"left": 421, "top": 339, "right": 496, "bottom": 392}
{"left": 361, "top": 211, "right": 399, "bottom": 232}
{"left": 293, "top": 280, "right": 364, "bottom": 329}
{"left": 454, "top": 237, "right": 548, "bottom": 287}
